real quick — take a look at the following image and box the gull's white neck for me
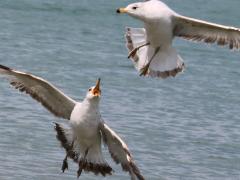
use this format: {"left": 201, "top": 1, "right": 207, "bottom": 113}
{"left": 69, "top": 97, "right": 101, "bottom": 145}
{"left": 70, "top": 97, "right": 100, "bottom": 123}
{"left": 83, "top": 97, "right": 100, "bottom": 108}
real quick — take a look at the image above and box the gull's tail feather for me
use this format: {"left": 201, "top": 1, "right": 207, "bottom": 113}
{"left": 77, "top": 156, "right": 112, "bottom": 177}
{"left": 77, "top": 142, "right": 113, "bottom": 177}
{"left": 54, "top": 123, "right": 113, "bottom": 178}
{"left": 147, "top": 46, "right": 185, "bottom": 78}
{"left": 125, "top": 27, "right": 185, "bottom": 78}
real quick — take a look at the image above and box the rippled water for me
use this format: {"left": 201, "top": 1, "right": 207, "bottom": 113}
{"left": 0, "top": 0, "right": 240, "bottom": 179}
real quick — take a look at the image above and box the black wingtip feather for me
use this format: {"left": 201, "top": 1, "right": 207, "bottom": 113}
{"left": 0, "top": 64, "right": 12, "bottom": 71}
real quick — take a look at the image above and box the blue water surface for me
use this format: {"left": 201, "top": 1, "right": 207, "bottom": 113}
{"left": 0, "top": 0, "right": 240, "bottom": 179}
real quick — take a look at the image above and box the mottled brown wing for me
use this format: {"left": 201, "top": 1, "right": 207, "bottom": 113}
{"left": 99, "top": 121, "right": 145, "bottom": 180}
{"left": 173, "top": 15, "right": 240, "bottom": 49}
{"left": 0, "top": 64, "right": 76, "bottom": 120}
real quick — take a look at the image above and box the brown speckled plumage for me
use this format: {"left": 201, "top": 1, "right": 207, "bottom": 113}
{"left": 173, "top": 15, "right": 240, "bottom": 50}
{"left": 0, "top": 65, "right": 76, "bottom": 120}
{"left": 100, "top": 122, "right": 145, "bottom": 180}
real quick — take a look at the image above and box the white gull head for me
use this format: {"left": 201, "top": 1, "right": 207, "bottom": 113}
{"left": 85, "top": 78, "right": 101, "bottom": 101}
{"left": 117, "top": 0, "right": 175, "bottom": 22}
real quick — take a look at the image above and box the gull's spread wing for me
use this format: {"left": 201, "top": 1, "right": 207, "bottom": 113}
{"left": 125, "top": 27, "right": 148, "bottom": 71}
{"left": 0, "top": 64, "right": 76, "bottom": 120}
{"left": 173, "top": 15, "right": 240, "bottom": 49}
{"left": 99, "top": 121, "right": 145, "bottom": 180}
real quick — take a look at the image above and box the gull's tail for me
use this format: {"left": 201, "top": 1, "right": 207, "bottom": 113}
{"left": 54, "top": 123, "right": 112, "bottom": 178}
{"left": 125, "top": 27, "right": 185, "bottom": 78}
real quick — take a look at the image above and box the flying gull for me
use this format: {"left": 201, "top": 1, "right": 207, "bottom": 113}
{"left": 0, "top": 65, "right": 144, "bottom": 180}
{"left": 117, "top": 0, "right": 240, "bottom": 78}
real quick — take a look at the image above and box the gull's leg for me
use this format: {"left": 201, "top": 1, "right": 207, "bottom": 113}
{"left": 140, "top": 47, "right": 160, "bottom": 76}
{"left": 61, "top": 141, "right": 74, "bottom": 173}
{"left": 77, "top": 148, "right": 89, "bottom": 178}
{"left": 62, "top": 155, "right": 68, "bottom": 173}
{"left": 128, "top": 42, "right": 150, "bottom": 58}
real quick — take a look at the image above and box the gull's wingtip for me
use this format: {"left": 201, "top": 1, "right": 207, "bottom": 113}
{"left": 0, "top": 64, "right": 12, "bottom": 71}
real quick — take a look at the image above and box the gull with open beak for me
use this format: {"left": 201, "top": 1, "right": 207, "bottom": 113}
{"left": 0, "top": 64, "right": 145, "bottom": 180}
{"left": 117, "top": 0, "right": 240, "bottom": 79}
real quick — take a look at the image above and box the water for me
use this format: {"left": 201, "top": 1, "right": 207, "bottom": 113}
{"left": 0, "top": 0, "right": 240, "bottom": 179}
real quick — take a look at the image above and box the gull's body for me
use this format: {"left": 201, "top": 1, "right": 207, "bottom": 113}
{"left": 70, "top": 100, "right": 104, "bottom": 165}
{"left": 0, "top": 64, "right": 144, "bottom": 180}
{"left": 71, "top": 101, "right": 101, "bottom": 146}
{"left": 117, "top": 0, "right": 240, "bottom": 79}
{"left": 143, "top": 1, "right": 174, "bottom": 48}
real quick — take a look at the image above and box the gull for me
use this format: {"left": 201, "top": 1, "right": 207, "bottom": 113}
{"left": 117, "top": 0, "right": 240, "bottom": 79}
{"left": 0, "top": 64, "right": 144, "bottom": 180}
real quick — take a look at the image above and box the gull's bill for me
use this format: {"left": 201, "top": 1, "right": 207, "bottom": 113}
{"left": 92, "top": 78, "right": 101, "bottom": 96}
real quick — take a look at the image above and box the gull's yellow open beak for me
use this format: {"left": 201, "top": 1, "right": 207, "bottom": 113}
{"left": 92, "top": 78, "right": 101, "bottom": 96}
{"left": 116, "top": 8, "right": 128, "bottom": 14}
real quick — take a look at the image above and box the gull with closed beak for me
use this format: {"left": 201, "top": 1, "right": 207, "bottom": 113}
{"left": 0, "top": 64, "right": 144, "bottom": 180}
{"left": 117, "top": 0, "right": 240, "bottom": 79}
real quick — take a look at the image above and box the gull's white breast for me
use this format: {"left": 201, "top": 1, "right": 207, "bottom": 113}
{"left": 70, "top": 101, "right": 100, "bottom": 145}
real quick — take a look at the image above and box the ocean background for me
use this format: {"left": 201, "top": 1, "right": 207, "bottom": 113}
{"left": 0, "top": 0, "right": 240, "bottom": 179}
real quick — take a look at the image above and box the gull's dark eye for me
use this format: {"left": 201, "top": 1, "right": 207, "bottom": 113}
{"left": 88, "top": 88, "right": 92, "bottom": 91}
{"left": 132, "top": 6, "right": 138, "bottom": 10}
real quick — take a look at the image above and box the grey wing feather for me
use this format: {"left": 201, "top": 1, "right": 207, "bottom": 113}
{"left": 173, "top": 15, "right": 240, "bottom": 49}
{"left": 125, "top": 27, "right": 148, "bottom": 70}
{"left": 0, "top": 64, "right": 76, "bottom": 120}
{"left": 99, "top": 121, "right": 145, "bottom": 180}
